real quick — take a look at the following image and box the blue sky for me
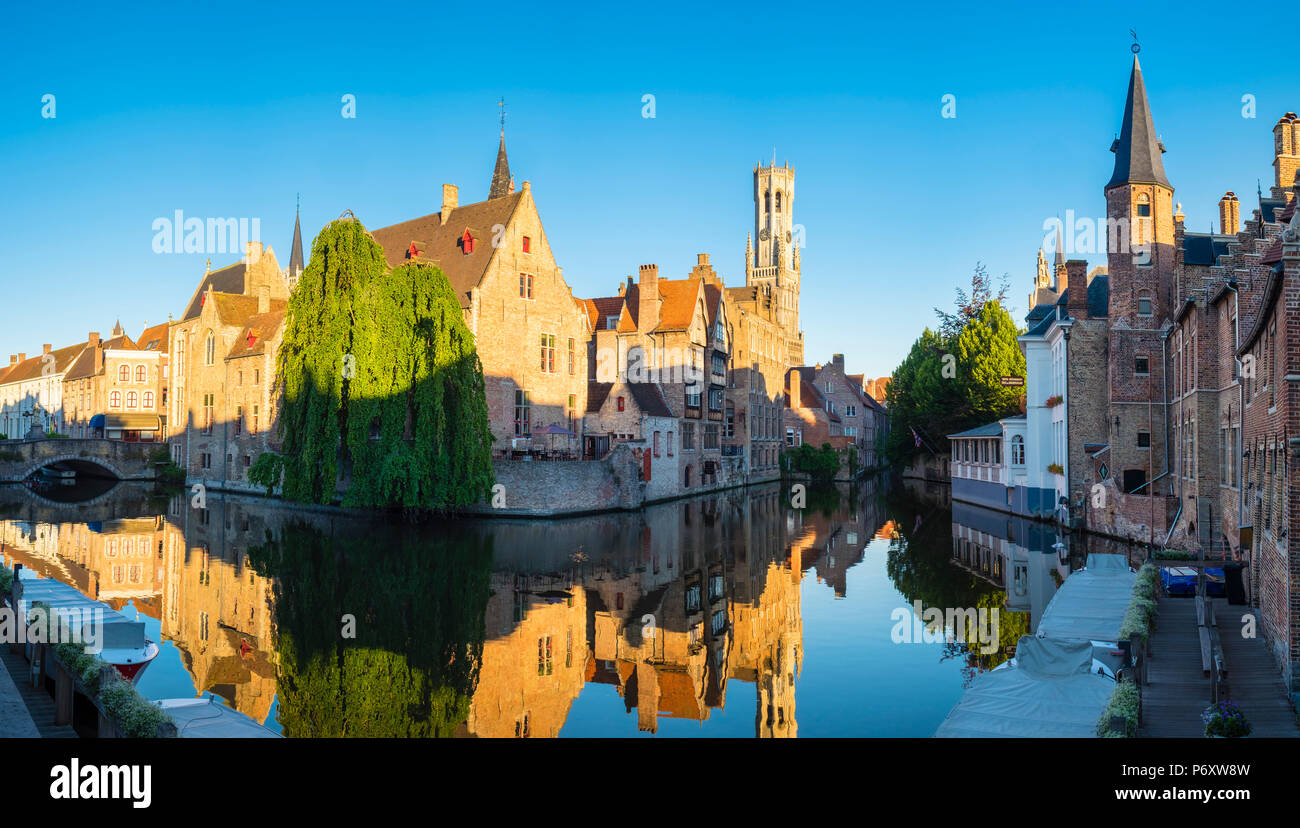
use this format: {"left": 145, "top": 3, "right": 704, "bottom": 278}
{"left": 0, "top": 1, "right": 1290, "bottom": 378}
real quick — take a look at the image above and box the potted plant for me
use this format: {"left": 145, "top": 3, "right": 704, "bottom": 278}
{"left": 1044, "top": 394, "right": 1064, "bottom": 408}
{"left": 1202, "top": 701, "right": 1252, "bottom": 737}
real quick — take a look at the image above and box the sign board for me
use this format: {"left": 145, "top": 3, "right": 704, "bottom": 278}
{"left": 1000, "top": 376, "right": 1025, "bottom": 387}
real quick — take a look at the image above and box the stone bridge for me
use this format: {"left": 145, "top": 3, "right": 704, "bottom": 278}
{"left": 0, "top": 438, "right": 163, "bottom": 483}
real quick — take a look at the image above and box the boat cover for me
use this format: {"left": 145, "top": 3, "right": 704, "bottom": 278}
{"left": 157, "top": 697, "right": 281, "bottom": 738}
{"left": 934, "top": 636, "right": 1115, "bottom": 738}
{"left": 1035, "top": 553, "right": 1135, "bottom": 644}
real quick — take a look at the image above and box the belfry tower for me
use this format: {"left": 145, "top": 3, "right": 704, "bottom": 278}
{"left": 745, "top": 159, "right": 804, "bottom": 365}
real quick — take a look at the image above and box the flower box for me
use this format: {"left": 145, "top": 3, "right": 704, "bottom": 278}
{"left": 1044, "top": 394, "right": 1063, "bottom": 408}
{"left": 1202, "top": 701, "right": 1251, "bottom": 738}
{"left": 1047, "top": 463, "right": 1064, "bottom": 475}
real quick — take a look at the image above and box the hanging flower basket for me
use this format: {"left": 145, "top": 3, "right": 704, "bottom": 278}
{"left": 1044, "top": 394, "right": 1064, "bottom": 408}
{"left": 1047, "top": 462, "right": 1064, "bottom": 475}
{"left": 1202, "top": 701, "right": 1251, "bottom": 738}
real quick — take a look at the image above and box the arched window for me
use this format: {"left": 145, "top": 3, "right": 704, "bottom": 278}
{"left": 135, "top": 365, "right": 146, "bottom": 383}
{"left": 1010, "top": 434, "right": 1025, "bottom": 465}
{"left": 764, "top": 192, "right": 770, "bottom": 216}
{"left": 118, "top": 365, "right": 129, "bottom": 382}
{"left": 110, "top": 390, "right": 121, "bottom": 408}
{"left": 126, "top": 391, "right": 138, "bottom": 409}
{"left": 775, "top": 191, "right": 782, "bottom": 212}
{"left": 143, "top": 391, "right": 154, "bottom": 410}
{"left": 204, "top": 333, "right": 215, "bottom": 366}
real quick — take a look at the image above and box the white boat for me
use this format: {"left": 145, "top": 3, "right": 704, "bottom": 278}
{"left": 16, "top": 577, "right": 160, "bottom": 683}
{"left": 155, "top": 697, "right": 282, "bottom": 738}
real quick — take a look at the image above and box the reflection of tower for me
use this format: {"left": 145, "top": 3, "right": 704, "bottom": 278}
{"left": 746, "top": 159, "right": 803, "bottom": 365}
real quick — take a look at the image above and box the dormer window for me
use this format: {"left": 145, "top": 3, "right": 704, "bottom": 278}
{"left": 461, "top": 231, "right": 474, "bottom": 255}
{"left": 407, "top": 242, "right": 420, "bottom": 259}
{"left": 246, "top": 331, "right": 257, "bottom": 349}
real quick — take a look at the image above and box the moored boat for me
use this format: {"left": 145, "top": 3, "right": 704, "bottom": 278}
{"left": 154, "top": 697, "right": 282, "bottom": 738}
{"left": 15, "top": 576, "right": 160, "bottom": 684}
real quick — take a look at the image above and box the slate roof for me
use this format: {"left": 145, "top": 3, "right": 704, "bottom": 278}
{"left": 585, "top": 381, "right": 673, "bottom": 417}
{"left": 181, "top": 262, "right": 246, "bottom": 321}
{"left": 488, "top": 132, "right": 512, "bottom": 200}
{"left": 0, "top": 343, "right": 88, "bottom": 386}
{"left": 948, "top": 421, "right": 1005, "bottom": 439}
{"left": 1182, "top": 233, "right": 1233, "bottom": 266}
{"left": 1106, "top": 56, "right": 1170, "bottom": 190}
{"left": 288, "top": 207, "right": 304, "bottom": 278}
{"left": 370, "top": 192, "right": 525, "bottom": 309}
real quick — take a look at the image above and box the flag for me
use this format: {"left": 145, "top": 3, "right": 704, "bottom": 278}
{"left": 911, "top": 426, "right": 922, "bottom": 448}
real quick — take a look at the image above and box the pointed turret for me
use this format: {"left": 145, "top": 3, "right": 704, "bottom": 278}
{"left": 111, "top": 320, "right": 124, "bottom": 338}
{"left": 1107, "top": 56, "right": 1170, "bottom": 190}
{"left": 489, "top": 131, "right": 512, "bottom": 199}
{"left": 288, "top": 200, "right": 304, "bottom": 281}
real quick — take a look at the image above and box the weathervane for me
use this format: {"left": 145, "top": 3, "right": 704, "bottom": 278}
{"left": 498, "top": 97, "right": 506, "bottom": 132}
{"left": 1130, "top": 29, "right": 1140, "bottom": 55}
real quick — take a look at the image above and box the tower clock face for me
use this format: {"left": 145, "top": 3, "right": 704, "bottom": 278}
{"left": 786, "top": 231, "right": 792, "bottom": 243}
{"left": 759, "top": 228, "right": 770, "bottom": 241}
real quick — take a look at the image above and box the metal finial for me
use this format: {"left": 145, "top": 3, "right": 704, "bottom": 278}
{"left": 498, "top": 97, "right": 506, "bottom": 132}
{"left": 1130, "top": 30, "right": 1140, "bottom": 54}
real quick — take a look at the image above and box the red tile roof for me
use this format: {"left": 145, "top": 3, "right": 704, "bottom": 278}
{"left": 369, "top": 193, "right": 525, "bottom": 309}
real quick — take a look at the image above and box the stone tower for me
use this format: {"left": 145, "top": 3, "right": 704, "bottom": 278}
{"left": 1104, "top": 54, "right": 1175, "bottom": 496}
{"left": 745, "top": 159, "right": 804, "bottom": 365}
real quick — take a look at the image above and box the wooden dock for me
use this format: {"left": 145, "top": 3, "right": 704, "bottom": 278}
{"left": 1139, "top": 595, "right": 1298, "bottom": 737}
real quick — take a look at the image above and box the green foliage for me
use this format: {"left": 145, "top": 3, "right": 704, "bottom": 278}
{"left": 0, "top": 564, "right": 12, "bottom": 595}
{"left": 275, "top": 218, "right": 494, "bottom": 514}
{"left": 99, "top": 680, "right": 174, "bottom": 738}
{"left": 148, "top": 445, "right": 171, "bottom": 463}
{"left": 158, "top": 462, "right": 185, "bottom": 484}
{"left": 886, "top": 264, "right": 1026, "bottom": 465}
{"left": 246, "top": 521, "right": 493, "bottom": 737}
{"left": 1097, "top": 678, "right": 1140, "bottom": 737}
{"left": 45, "top": 431, "right": 69, "bottom": 439}
{"left": 247, "top": 452, "right": 285, "bottom": 496}
{"left": 0, "top": 449, "right": 22, "bottom": 462}
{"left": 783, "top": 442, "right": 841, "bottom": 482}
{"left": 1119, "top": 563, "right": 1160, "bottom": 639}
{"left": 1202, "top": 700, "right": 1252, "bottom": 737}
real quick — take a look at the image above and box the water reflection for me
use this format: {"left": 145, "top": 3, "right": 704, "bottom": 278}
{"left": 0, "top": 475, "right": 1141, "bottom": 737}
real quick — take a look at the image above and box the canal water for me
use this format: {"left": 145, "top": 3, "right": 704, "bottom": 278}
{"left": 0, "top": 476, "right": 1138, "bottom": 737}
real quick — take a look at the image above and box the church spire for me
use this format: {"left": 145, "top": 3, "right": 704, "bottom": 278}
{"left": 489, "top": 131, "right": 512, "bottom": 199}
{"left": 288, "top": 196, "right": 304, "bottom": 281}
{"left": 1106, "top": 55, "right": 1170, "bottom": 190}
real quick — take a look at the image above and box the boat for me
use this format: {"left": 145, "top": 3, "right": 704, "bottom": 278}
{"left": 154, "top": 697, "right": 282, "bottom": 738}
{"left": 15, "top": 576, "right": 160, "bottom": 683}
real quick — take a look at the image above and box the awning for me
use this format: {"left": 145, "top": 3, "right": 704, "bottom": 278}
{"left": 104, "top": 413, "right": 161, "bottom": 431}
{"left": 88, "top": 414, "right": 105, "bottom": 428}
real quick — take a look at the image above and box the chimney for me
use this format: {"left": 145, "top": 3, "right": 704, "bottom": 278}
{"left": 246, "top": 241, "right": 263, "bottom": 265}
{"left": 832, "top": 353, "right": 844, "bottom": 371}
{"left": 42, "top": 344, "right": 52, "bottom": 356}
{"left": 8, "top": 355, "right": 15, "bottom": 366}
{"left": 90, "top": 333, "right": 103, "bottom": 373}
{"left": 697, "top": 253, "right": 709, "bottom": 266}
{"left": 441, "top": 184, "right": 458, "bottom": 225}
{"left": 1274, "top": 113, "right": 1299, "bottom": 191}
{"left": 1218, "top": 191, "right": 1240, "bottom": 235}
{"left": 1066, "top": 260, "right": 1089, "bottom": 316}
{"left": 637, "top": 265, "right": 660, "bottom": 331}
{"left": 789, "top": 370, "right": 801, "bottom": 409}
{"left": 88, "top": 332, "right": 100, "bottom": 348}
{"left": 258, "top": 285, "right": 270, "bottom": 314}
{"left": 17, "top": 353, "right": 26, "bottom": 363}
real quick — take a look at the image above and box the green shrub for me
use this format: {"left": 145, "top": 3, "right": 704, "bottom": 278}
{"left": 45, "top": 431, "right": 69, "bottom": 439}
{"left": 0, "top": 564, "right": 12, "bottom": 595}
{"left": 782, "top": 443, "right": 841, "bottom": 483}
{"left": 158, "top": 462, "right": 185, "bottom": 484}
{"left": 1119, "top": 563, "right": 1160, "bottom": 639}
{"left": 1097, "top": 678, "right": 1140, "bottom": 737}
{"left": 149, "top": 445, "right": 171, "bottom": 463}
{"left": 99, "top": 680, "right": 174, "bottom": 738}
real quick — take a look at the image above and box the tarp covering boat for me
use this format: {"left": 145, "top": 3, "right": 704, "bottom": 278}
{"left": 1160, "top": 566, "right": 1225, "bottom": 597}
{"left": 156, "top": 697, "right": 282, "bottom": 738}
{"left": 1035, "top": 553, "right": 1135, "bottom": 644}
{"left": 934, "top": 636, "right": 1115, "bottom": 737}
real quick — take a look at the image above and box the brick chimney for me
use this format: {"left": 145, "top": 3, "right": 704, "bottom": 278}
{"left": 440, "top": 184, "right": 458, "bottom": 225}
{"left": 1219, "top": 191, "right": 1241, "bottom": 235}
{"left": 42, "top": 343, "right": 52, "bottom": 356}
{"left": 1274, "top": 112, "right": 1299, "bottom": 191}
{"left": 1066, "top": 260, "right": 1089, "bottom": 316}
{"left": 258, "top": 284, "right": 270, "bottom": 314}
{"left": 788, "top": 370, "right": 801, "bottom": 409}
{"left": 90, "top": 332, "right": 103, "bottom": 373}
{"left": 245, "top": 241, "right": 263, "bottom": 266}
{"left": 637, "top": 264, "right": 660, "bottom": 331}
{"left": 17, "top": 353, "right": 26, "bottom": 363}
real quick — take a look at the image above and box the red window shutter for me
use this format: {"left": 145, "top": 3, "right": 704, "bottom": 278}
{"left": 522, "top": 236, "right": 531, "bottom": 253}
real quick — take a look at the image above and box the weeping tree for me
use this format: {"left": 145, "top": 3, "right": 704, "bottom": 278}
{"left": 268, "top": 217, "right": 494, "bottom": 512}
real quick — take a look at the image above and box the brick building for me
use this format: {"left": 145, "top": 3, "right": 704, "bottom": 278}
{"left": 370, "top": 133, "right": 590, "bottom": 454}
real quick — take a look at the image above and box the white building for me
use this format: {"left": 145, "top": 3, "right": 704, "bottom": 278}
{"left": 0, "top": 342, "right": 88, "bottom": 438}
